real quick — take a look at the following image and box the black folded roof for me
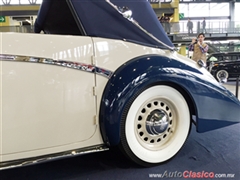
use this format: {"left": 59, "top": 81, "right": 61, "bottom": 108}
{"left": 35, "top": 0, "right": 174, "bottom": 49}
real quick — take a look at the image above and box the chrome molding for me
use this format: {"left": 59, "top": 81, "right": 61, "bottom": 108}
{"left": 0, "top": 54, "right": 113, "bottom": 79}
{"left": 0, "top": 145, "right": 109, "bottom": 170}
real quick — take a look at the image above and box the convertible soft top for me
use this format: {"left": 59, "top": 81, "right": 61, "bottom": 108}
{"left": 34, "top": 0, "right": 173, "bottom": 49}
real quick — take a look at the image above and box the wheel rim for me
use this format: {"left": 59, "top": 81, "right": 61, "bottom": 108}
{"left": 217, "top": 70, "right": 228, "bottom": 80}
{"left": 135, "top": 98, "right": 176, "bottom": 150}
{"left": 124, "top": 85, "right": 190, "bottom": 163}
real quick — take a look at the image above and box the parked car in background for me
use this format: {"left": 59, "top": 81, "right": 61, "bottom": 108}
{"left": 207, "top": 52, "right": 240, "bottom": 81}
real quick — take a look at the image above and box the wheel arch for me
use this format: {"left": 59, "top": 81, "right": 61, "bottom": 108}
{"left": 159, "top": 81, "right": 197, "bottom": 124}
{"left": 99, "top": 55, "right": 199, "bottom": 146}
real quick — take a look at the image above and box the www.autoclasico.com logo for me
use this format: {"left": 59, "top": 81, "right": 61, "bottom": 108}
{"left": 149, "top": 170, "right": 235, "bottom": 178}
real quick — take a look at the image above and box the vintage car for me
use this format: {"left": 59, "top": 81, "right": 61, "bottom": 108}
{"left": 207, "top": 52, "right": 240, "bottom": 81}
{"left": 0, "top": 0, "right": 240, "bottom": 169}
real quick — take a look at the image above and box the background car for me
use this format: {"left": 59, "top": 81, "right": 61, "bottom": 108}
{"left": 211, "top": 60, "right": 240, "bottom": 81}
{"left": 207, "top": 52, "right": 240, "bottom": 81}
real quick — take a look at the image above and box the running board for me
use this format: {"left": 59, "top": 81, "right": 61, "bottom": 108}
{"left": 0, "top": 145, "right": 109, "bottom": 170}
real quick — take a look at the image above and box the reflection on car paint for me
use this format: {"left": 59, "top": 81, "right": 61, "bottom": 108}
{"left": 0, "top": 145, "right": 108, "bottom": 170}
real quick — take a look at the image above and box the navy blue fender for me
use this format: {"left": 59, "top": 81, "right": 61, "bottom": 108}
{"left": 99, "top": 55, "right": 240, "bottom": 146}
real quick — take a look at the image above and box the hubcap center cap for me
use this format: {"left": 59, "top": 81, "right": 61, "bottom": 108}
{"left": 146, "top": 109, "right": 169, "bottom": 135}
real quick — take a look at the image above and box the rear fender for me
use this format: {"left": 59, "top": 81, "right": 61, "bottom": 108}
{"left": 99, "top": 55, "right": 240, "bottom": 146}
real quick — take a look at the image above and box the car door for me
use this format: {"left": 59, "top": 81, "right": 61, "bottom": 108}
{"left": 0, "top": 33, "right": 98, "bottom": 161}
{"left": 231, "top": 56, "right": 240, "bottom": 76}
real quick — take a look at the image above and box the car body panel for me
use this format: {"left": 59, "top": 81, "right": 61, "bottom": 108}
{"left": 0, "top": 33, "right": 180, "bottom": 163}
{"left": 0, "top": 33, "right": 104, "bottom": 162}
{"left": 99, "top": 54, "right": 240, "bottom": 145}
{"left": 1, "top": 33, "right": 240, "bottom": 163}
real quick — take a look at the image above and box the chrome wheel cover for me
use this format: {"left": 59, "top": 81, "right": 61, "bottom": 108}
{"left": 217, "top": 70, "right": 228, "bottom": 80}
{"left": 135, "top": 98, "right": 176, "bottom": 150}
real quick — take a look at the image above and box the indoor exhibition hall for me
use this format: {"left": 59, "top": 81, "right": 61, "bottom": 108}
{"left": 0, "top": 0, "right": 239, "bottom": 179}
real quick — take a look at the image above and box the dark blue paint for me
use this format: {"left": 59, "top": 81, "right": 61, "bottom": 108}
{"left": 69, "top": 0, "right": 173, "bottom": 48}
{"left": 99, "top": 55, "right": 240, "bottom": 146}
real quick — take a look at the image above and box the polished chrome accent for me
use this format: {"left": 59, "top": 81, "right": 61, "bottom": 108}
{"left": 136, "top": 99, "right": 174, "bottom": 149}
{"left": 207, "top": 61, "right": 214, "bottom": 72}
{"left": 118, "top": 6, "right": 132, "bottom": 19}
{"left": 197, "top": 59, "right": 206, "bottom": 68}
{"left": 146, "top": 109, "right": 169, "bottom": 135}
{"left": 105, "top": 0, "right": 174, "bottom": 51}
{"left": 0, "top": 145, "right": 109, "bottom": 170}
{"left": 0, "top": 54, "right": 113, "bottom": 79}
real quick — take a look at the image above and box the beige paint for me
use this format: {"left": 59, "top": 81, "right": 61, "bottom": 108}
{"left": 93, "top": 38, "right": 169, "bottom": 113}
{"left": 0, "top": 33, "right": 103, "bottom": 162}
{"left": 92, "top": 37, "right": 208, "bottom": 71}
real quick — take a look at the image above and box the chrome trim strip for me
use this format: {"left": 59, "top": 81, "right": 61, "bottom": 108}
{"left": 0, "top": 54, "right": 113, "bottom": 79}
{"left": 0, "top": 145, "right": 109, "bottom": 170}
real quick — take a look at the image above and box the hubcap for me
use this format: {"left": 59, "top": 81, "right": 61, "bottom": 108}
{"left": 135, "top": 100, "right": 175, "bottom": 150}
{"left": 146, "top": 110, "right": 169, "bottom": 135}
{"left": 217, "top": 71, "right": 227, "bottom": 79}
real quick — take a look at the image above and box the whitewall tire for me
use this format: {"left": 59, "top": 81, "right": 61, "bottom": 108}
{"left": 120, "top": 85, "right": 190, "bottom": 166}
{"left": 216, "top": 70, "right": 229, "bottom": 82}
